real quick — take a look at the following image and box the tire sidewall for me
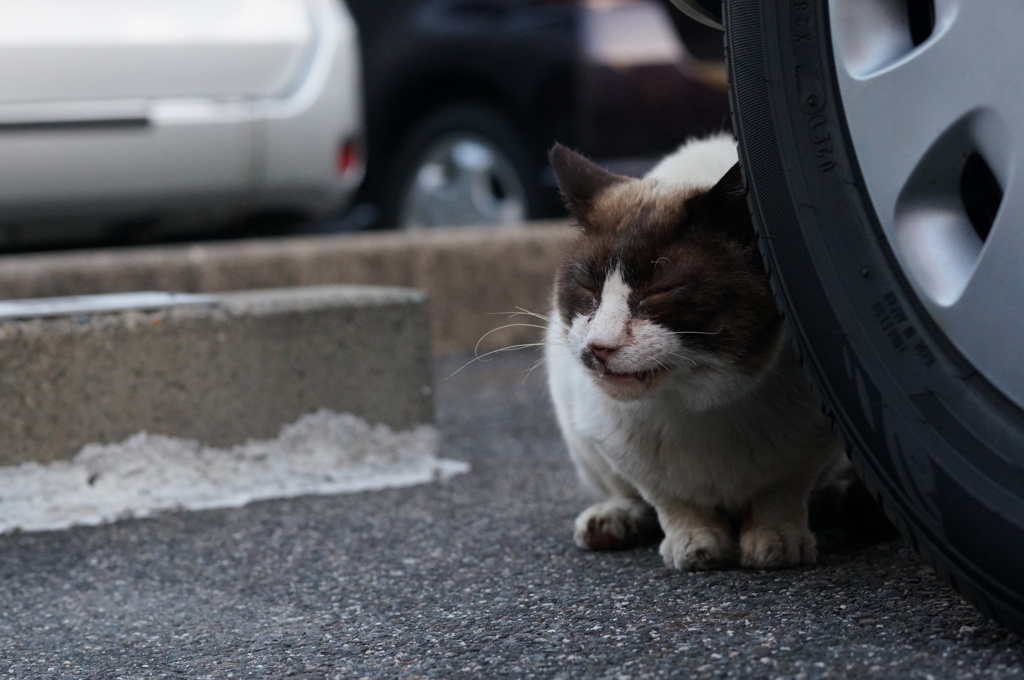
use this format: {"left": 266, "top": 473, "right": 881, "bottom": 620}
{"left": 727, "top": 0, "right": 1024, "bottom": 629}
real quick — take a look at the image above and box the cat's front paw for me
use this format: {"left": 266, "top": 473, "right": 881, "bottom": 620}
{"left": 574, "top": 499, "right": 661, "bottom": 551}
{"left": 739, "top": 524, "right": 817, "bottom": 569}
{"left": 659, "top": 527, "right": 737, "bottom": 571}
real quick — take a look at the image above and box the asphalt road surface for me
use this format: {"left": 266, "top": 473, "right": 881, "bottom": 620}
{"left": 1, "top": 350, "right": 1021, "bottom": 679}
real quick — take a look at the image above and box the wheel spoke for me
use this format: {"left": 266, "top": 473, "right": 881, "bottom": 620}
{"left": 833, "top": 0, "right": 1024, "bottom": 233}
{"left": 935, "top": 180, "right": 1024, "bottom": 400}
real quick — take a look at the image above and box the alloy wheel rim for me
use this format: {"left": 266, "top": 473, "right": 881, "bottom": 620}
{"left": 399, "top": 135, "right": 527, "bottom": 229}
{"left": 831, "top": 0, "right": 1024, "bottom": 409}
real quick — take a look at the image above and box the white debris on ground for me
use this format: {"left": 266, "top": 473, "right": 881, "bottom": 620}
{"left": 0, "top": 410, "right": 467, "bottom": 533}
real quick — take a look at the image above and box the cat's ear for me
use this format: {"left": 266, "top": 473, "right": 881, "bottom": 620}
{"left": 707, "top": 162, "right": 745, "bottom": 203}
{"left": 549, "top": 143, "right": 628, "bottom": 220}
{"left": 701, "top": 162, "right": 754, "bottom": 242}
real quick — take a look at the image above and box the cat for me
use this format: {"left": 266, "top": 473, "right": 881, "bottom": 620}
{"left": 544, "top": 133, "right": 847, "bottom": 570}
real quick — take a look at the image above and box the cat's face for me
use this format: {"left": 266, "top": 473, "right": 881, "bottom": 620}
{"left": 549, "top": 144, "right": 783, "bottom": 404}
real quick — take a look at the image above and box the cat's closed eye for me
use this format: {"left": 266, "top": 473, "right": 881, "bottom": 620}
{"left": 574, "top": 281, "right": 597, "bottom": 298}
{"left": 570, "top": 280, "right": 600, "bottom": 313}
{"left": 568, "top": 263, "right": 599, "bottom": 290}
{"left": 569, "top": 270, "right": 599, "bottom": 295}
{"left": 640, "top": 284, "right": 689, "bottom": 308}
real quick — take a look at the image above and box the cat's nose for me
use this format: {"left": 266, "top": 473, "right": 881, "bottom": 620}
{"left": 587, "top": 342, "right": 618, "bottom": 365}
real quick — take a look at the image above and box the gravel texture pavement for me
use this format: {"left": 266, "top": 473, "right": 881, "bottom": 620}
{"left": 0, "top": 350, "right": 1021, "bottom": 679}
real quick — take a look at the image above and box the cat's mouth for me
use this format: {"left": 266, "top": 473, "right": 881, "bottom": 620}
{"left": 596, "top": 367, "right": 667, "bottom": 393}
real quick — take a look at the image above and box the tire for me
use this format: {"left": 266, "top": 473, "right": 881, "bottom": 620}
{"left": 725, "top": 0, "right": 1024, "bottom": 633}
{"left": 381, "top": 103, "right": 548, "bottom": 230}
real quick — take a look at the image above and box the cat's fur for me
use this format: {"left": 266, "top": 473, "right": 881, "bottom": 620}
{"left": 545, "top": 134, "right": 846, "bottom": 570}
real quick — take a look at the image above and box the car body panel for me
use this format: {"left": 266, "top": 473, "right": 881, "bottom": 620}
{"left": 0, "top": 0, "right": 312, "bottom": 103}
{"left": 257, "top": 0, "right": 365, "bottom": 209}
{"left": 0, "top": 103, "right": 252, "bottom": 220}
{"left": 0, "top": 0, "right": 363, "bottom": 247}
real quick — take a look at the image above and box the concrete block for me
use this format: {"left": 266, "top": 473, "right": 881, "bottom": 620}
{"left": 0, "top": 286, "right": 433, "bottom": 465}
{"left": 0, "top": 222, "right": 577, "bottom": 354}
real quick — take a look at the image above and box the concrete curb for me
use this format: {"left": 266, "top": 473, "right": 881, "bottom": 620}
{"left": 0, "top": 286, "right": 433, "bottom": 465}
{"left": 0, "top": 222, "right": 576, "bottom": 354}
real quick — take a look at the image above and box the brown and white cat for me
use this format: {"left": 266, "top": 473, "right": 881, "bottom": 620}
{"left": 545, "top": 134, "right": 845, "bottom": 570}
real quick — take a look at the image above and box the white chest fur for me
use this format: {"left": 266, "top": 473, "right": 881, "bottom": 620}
{"left": 547, "top": 306, "right": 834, "bottom": 513}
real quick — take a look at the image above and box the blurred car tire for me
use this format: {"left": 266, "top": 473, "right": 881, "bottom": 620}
{"left": 724, "top": 0, "right": 1024, "bottom": 634}
{"left": 382, "top": 103, "right": 546, "bottom": 230}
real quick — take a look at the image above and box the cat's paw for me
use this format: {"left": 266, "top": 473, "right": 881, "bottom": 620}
{"left": 659, "top": 527, "right": 737, "bottom": 571}
{"left": 739, "top": 524, "right": 817, "bottom": 569}
{"left": 574, "top": 499, "right": 661, "bottom": 551}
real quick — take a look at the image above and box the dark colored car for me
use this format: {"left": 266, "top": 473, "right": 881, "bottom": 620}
{"left": 343, "top": 0, "right": 730, "bottom": 229}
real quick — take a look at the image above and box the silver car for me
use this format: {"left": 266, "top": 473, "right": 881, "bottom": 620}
{"left": 0, "top": 0, "right": 364, "bottom": 248}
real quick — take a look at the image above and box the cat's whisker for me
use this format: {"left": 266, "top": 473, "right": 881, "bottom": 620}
{"left": 480, "top": 321, "right": 552, "bottom": 334}
{"left": 649, "top": 358, "right": 669, "bottom": 373}
{"left": 670, "top": 326, "right": 725, "bottom": 337}
{"left": 487, "top": 307, "right": 561, "bottom": 327}
{"left": 444, "top": 342, "right": 553, "bottom": 381}
{"left": 445, "top": 320, "right": 571, "bottom": 380}
{"left": 664, "top": 351, "right": 698, "bottom": 368}
{"left": 520, "top": 354, "right": 553, "bottom": 382}
{"left": 513, "top": 307, "right": 555, "bottom": 322}
{"left": 472, "top": 322, "right": 552, "bottom": 356}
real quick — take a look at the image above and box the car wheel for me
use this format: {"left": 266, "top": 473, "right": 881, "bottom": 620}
{"left": 726, "top": 0, "right": 1024, "bottom": 633}
{"left": 383, "top": 103, "right": 544, "bottom": 230}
